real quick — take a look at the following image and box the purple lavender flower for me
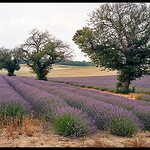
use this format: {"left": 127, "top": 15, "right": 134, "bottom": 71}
{"left": 0, "top": 76, "right": 33, "bottom": 116}
{"left": 48, "top": 75, "right": 150, "bottom": 93}
{"left": 3, "top": 75, "right": 97, "bottom": 137}
{"left": 12, "top": 76, "right": 144, "bottom": 131}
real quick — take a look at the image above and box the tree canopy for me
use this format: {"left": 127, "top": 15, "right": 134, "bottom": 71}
{"left": 73, "top": 3, "right": 150, "bottom": 93}
{"left": 0, "top": 47, "right": 20, "bottom": 76}
{"left": 16, "top": 29, "right": 73, "bottom": 80}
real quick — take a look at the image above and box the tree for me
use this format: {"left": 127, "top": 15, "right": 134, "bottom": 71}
{"left": 15, "top": 29, "right": 72, "bottom": 80}
{"left": 0, "top": 47, "right": 20, "bottom": 76}
{"left": 73, "top": 3, "right": 150, "bottom": 94}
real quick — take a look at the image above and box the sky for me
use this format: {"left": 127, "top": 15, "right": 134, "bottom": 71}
{"left": 0, "top": 2, "right": 104, "bottom": 61}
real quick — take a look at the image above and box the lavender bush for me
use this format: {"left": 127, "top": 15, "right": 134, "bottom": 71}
{"left": 3, "top": 75, "right": 150, "bottom": 136}
{"left": 0, "top": 76, "right": 33, "bottom": 121}
{"left": 14, "top": 76, "right": 144, "bottom": 136}
{"left": 49, "top": 75, "right": 117, "bottom": 92}
{"left": 132, "top": 76, "right": 150, "bottom": 94}
{"left": 110, "top": 116, "right": 139, "bottom": 137}
{"left": 49, "top": 75, "right": 150, "bottom": 94}
{"left": 17, "top": 76, "right": 149, "bottom": 131}
{"left": 3, "top": 75, "right": 97, "bottom": 137}
{"left": 138, "top": 95, "right": 150, "bottom": 102}
{"left": 53, "top": 107, "right": 96, "bottom": 138}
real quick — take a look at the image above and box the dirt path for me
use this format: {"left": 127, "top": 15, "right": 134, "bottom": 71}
{"left": 80, "top": 87, "right": 148, "bottom": 101}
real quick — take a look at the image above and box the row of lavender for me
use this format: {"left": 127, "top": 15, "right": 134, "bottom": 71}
{"left": 10, "top": 76, "right": 150, "bottom": 137}
{"left": 48, "top": 75, "right": 150, "bottom": 94}
{"left": 16, "top": 76, "right": 150, "bottom": 131}
{"left": 0, "top": 76, "right": 33, "bottom": 119}
{"left": 2, "top": 75, "right": 96, "bottom": 137}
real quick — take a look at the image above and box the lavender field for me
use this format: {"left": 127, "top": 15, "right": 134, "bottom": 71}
{"left": 1, "top": 75, "right": 150, "bottom": 138}
{"left": 49, "top": 75, "right": 150, "bottom": 94}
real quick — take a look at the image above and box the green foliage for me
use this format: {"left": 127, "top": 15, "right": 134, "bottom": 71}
{"left": 53, "top": 113, "right": 89, "bottom": 137}
{"left": 73, "top": 3, "right": 150, "bottom": 94}
{"left": 16, "top": 29, "right": 71, "bottom": 81}
{"left": 87, "top": 86, "right": 94, "bottom": 88}
{"left": 138, "top": 95, "right": 150, "bottom": 102}
{"left": 7, "top": 72, "right": 16, "bottom": 76}
{"left": 116, "top": 73, "right": 136, "bottom": 94}
{"left": 5, "top": 59, "right": 20, "bottom": 76}
{"left": 0, "top": 48, "right": 20, "bottom": 76}
{"left": 116, "top": 83, "right": 135, "bottom": 94}
{"left": 110, "top": 116, "right": 139, "bottom": 137}
{"left": 79, "top": 85, "right": 86, "bottom": 88}
{"left": 53, "top": 80, "right": 64, "bottom": 83}
{"left": 0, "top": 101, "right": 29, "bottom": 123}
{"left": 56, "top": 60, "right": 94, "bottom": 66}
{"left": 32, "top": 60, "right": 50, "bottom": 81}
{"left": 0, "top": 63, "right": 2, "bottom": 70}
{"left": 93, "top": 87, "right": 100, "bottom": 90}
{"left": 65, "top": 82, "right": 70, "bottom": 84}
{"left": 100, "top": 88, "right": 109, "bottom": 91}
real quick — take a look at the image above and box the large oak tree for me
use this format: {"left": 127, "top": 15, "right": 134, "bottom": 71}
{"left": 16, "top": 29, "right": 72, "bottom": 80}
{"left": 73, "top": 3, "right": 150, "bottom": 94}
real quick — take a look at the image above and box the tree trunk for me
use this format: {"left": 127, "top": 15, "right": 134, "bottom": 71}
{"left": 120, "top": 78, "right": 130, "bottom": 94}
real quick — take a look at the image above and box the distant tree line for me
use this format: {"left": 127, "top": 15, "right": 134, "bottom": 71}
{"left": 53, "top": 60, "right": 94, "bottom": 66}
{"left": 19, "top": 60, "right": 94, "bottom": 66}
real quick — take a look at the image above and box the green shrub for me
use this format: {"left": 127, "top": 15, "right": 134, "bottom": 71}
{"left": 79, "top": 85, "right": 86, "bottom": 88}
{"left": 0, "top": 101, "right": 29, "bottom": 123}
{"left": 55, "top": 81, "right": 64, "bottom": 83}
{"left": 53, "top": 113, "right": 89, "bottom": 138}
{"left": 100, "top": 88, "right": 109, "bottom": 91}
{"left": 110, "top": 116, "right": 139, "bottom": 137}
{"left": 87, "top": 86, "right": 94, "bottom": 88}
{"left": 108, "top": 89, "right": 116, "bottom": 92}
{"left": 7, "top": 72, "right": 16, "bottom": 76}
{"left": 93, "top": 87, "right": 100, "bottom": 90}
{"left": 70, "top": 83, "right": 74, "bottom": 86}
{"left": 65, "top": 82, "right": 70, "bottom": 84}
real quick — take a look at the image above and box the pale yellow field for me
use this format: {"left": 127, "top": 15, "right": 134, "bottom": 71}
{"left": 0, "top": 64, "right": 117, "bottom": 77}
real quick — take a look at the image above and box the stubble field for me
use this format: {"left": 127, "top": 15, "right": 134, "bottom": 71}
{"left": 0, "top": 64, "right": 117, "bottom": 77}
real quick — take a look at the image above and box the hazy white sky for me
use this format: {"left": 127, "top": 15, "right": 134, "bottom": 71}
{"left": 0, "top": 2, "right": 104, "bottom": 61}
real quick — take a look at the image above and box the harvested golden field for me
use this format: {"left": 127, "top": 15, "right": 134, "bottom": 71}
{"left": 0, "top": 64, "right": 117, "bottom": 77}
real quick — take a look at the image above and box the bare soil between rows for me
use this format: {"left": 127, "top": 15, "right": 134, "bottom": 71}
{"left": 0, "top": 118, "right": 150, "bottom": 148}
{"left": 82, "top": 87, "right": 148, "bottom": 101}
